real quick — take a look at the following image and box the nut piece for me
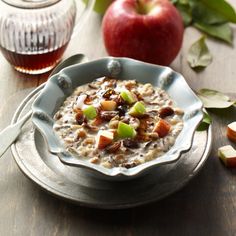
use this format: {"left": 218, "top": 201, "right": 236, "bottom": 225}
{"left": 54, "top": 112, "right": 62, "bottom": 120}
{"left": 123, "top": 139, "right": 139, "bottom": 149}
{"left": 102, "top": 161, "right": 112, "bottom": 168}
{"left": 76, "top": 129, "right": 87, "bottom": 139}
{"left": 102, "top": 89, "right": 116, "bottom": 99}
{"left": 129, "top": 117, "right": 140, "bottom": 130}
{"left": 121, "top": 162, "right": 137, "bottom": 169}
{"left": 90, "top": 157, "right": 100, "bottom": 164}
{"left": 124, "top": 80, "right": 137, "bottom": 90}
{"left": 91, "top": 116, "right": 103, "bottom": 126}
{"left": 100, "top": 111, "right": 119, "bottom": 121}
{"left": 113, "top": 154, "right": 125, "bottom": 164}
{"left": 106, "top": 141, "right": 121, "bottom": 153}
{"left": 174, "top": 107, "right": 184, "bottom": 115}
{"left": 83, "top": 137, "right": 95, "bottom": 145}
{"left": 140, "top": 83, "right": 154, "bottom": 96}
{"left": 159, "top": 107, "right": 174, "bottom": 118}
{"left": 75, "top": 110, "right": 84, "bottom": 125}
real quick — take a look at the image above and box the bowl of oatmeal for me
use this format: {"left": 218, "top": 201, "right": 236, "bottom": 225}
{"left": 32, "top": 57, "right": 203, "bottom": 180}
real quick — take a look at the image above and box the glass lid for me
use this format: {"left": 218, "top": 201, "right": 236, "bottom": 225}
{"left": 2, "top": 0, "right": 61, "bottom": 9}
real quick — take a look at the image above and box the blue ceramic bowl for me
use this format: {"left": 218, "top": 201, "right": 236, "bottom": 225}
{"left": 32, "top": 57, "right": 203, "bottom": 180}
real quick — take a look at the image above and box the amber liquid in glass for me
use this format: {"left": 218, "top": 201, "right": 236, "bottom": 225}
{"left": 0, "top": 43, "right": 69, "bottom": 74}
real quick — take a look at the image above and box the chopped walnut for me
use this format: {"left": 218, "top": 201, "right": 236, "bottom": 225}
{"left": 83, "top": 137, "right": 95, "bottom": 145}
{"left": 90, "top": 157, "right": 100, "bottom": 164}
{"left": 76, "top": 129, "right": 87, "bottom": 139}
{"left": 174, "top": 107, "right": 184, "bottom": 115}
{"left": 140, "top": 83, "right": 154, "bottom": 96}
{"left": 113, "top": 154, "right": 125, "bottom": 164}
{"left": 102, "top": 161, "right": 112, "bottom": 169}
{"left": 124, "top": 80, "right": 137, "bottom": 90}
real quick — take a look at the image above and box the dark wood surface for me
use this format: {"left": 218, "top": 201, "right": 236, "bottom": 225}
{"left": 1, "top": 2, "right": 236, "bottom": 235}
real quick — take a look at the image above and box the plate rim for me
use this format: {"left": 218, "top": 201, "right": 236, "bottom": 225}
{"left": 10, "top": 86, "right": 212, "bottom": 209}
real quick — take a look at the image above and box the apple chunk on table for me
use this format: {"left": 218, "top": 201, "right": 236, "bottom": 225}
{"left": 227, "top": 122, "right": 236, "bottom": 142}
{"left": 218, "top": 145, "right": 236, "bottom": 167}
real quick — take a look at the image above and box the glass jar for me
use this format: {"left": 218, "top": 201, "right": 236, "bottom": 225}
{"left": 0, "top": 0, "right": 94, "bottom": 74}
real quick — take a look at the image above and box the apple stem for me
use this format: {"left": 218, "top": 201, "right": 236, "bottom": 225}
{"left": 136, "top": 0, "right": 153, "bottom": 15}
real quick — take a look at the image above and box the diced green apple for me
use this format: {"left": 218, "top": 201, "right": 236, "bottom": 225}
{"left": 128, "top": 101, "right": 146, "bottom": 117}
{"left": 83, "top": 105, "right": 97, "bottom": 120}
{"left": 96, "top": 130, "right": 114, "bottom": 149}
{"left": 117, "top": 121, "right": 136, "bottom": 139}
{"left": 120, "top": 90, "right": 137, "bottom": 104}
{"left": 218, "top": 145, "right": 236, "bottom": 167}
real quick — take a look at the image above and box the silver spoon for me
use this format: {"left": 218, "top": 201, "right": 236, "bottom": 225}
{"left": 0, "top": 54, "right": 88, "bottom": 157}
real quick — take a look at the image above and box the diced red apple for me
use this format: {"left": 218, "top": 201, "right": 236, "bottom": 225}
{"left": 96, "top": 130, "right": 114, "bottom": 149}
{"left": 101, "top": 100, "right": 117, "bottom": 111}
{"left": 218, "top": 145, "right": 236, "bottom": 167}
{"left": 153, "top": 119, "right": 171, "bottom": 138}
{"left": 227, "top": 121, "right": 236, "bottom": 142}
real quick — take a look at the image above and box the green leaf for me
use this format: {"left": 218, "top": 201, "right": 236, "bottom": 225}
{"left": 170, "top": 0, "right": 178, "bottom": 4}
{"left": 187, "top": 36, "right": 212, "bottom": 69}
{"left": 197, "top": 111, "right": 212, "bottom": 131}
{"left": 176, "top": 2, "right": 192, "bottom": 26}
{"left": 190, "top": 1, "right": 227, "bottom": 25}
{"left": 202, "top": 111, "right": 212, "bottom": 125}
{"left": 199, "top": 0, "right": 236, "bottom": 23}
{"left": 197, "top": 89, "right": 235, "bottom": 108}
{"left": 83, "top": 0, "right": 113, "bottom": 15}
{"left": 194, "top": 22, "right": 232, "bottom": 44}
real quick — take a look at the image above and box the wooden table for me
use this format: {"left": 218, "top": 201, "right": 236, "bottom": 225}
{"left": 1, "top": 1, "right": 236, "bottom": 235}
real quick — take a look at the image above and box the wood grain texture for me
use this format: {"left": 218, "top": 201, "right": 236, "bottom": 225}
{"left": 1, "top": 1, "right": 236, "bottom": 235}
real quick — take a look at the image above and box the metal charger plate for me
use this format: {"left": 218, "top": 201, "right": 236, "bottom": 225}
{"left": 11, "top": 86, "right": 212, "bottom": 209}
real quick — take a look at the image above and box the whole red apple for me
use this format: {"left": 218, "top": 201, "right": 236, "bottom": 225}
{"left": 102, "top": 0, "right": 184, "bottom": 65}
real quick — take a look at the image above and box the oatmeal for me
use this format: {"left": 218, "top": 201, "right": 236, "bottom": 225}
{"left": 53, "top": 77, "right": 184, "bottom": 169}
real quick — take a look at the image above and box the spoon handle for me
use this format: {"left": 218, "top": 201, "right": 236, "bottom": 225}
{"left": 0, "top": 54, "right": 88, "bottom": 158}
{"left": 0, "top": 110, "right": 32, "bottom": 157}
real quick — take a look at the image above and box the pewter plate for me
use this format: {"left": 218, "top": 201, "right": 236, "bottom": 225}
{"left": 11, "top": 86, "right": 212, "bottom": 209}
